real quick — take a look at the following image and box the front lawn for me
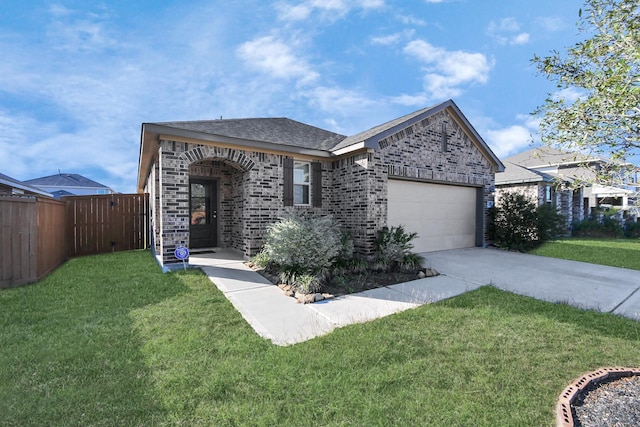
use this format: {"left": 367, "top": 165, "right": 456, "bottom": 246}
{"left": 530, "top": 238, "right": 640, "bottom": 270}
{"left": 2, "top": 250, "right": 639, "bottom": 426}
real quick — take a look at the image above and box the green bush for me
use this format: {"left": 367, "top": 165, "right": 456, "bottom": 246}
{"left": 624, "top": 221, "right": 640, "bottom": 238}
{"left": 259, "top": 212, "right": 341, "bottom": 292}
{"left": 572, "top": 216, "right": 624, "bottom": 238}
{"left": 262, "top": 213, "right": 341, "bottom": 272}
{"left": 491, "top": 193, "right": 538, "bottom": 251}
{"left": 375, "top": 226, "right": 424, "bottom": 272}
{"left": 490, "top": 192, "right": 566, "bottom": 251}
{"left": 536, "top": 203, "right": 567, "bottom": 242}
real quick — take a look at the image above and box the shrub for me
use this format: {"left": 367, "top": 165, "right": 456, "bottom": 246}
{"left": 572, "top": 216, "right": 624, "bottom": 238}
{"left": 260, "top": 212, "right": 342, "bottom": 292}
{"left": 491, "top": 192, "right": 538, "bottom": 251}
{"left": 262, "top": 212, "right": 341, "bottom": 272}
{"left": 490, "top": 192, "right": 567, "bottom": 251}
{"left": 375, "top": 226, "right": 424, "bottom": 272}
{"left": 536, "top": 203, "right": 567, "bottom": 242}
{"left": 624, "top": 221, "right": 640, "bottom": 238}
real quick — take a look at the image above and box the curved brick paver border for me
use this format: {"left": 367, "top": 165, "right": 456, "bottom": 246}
{"left": 556, "top": 367, "right": 640, "bottom": 427}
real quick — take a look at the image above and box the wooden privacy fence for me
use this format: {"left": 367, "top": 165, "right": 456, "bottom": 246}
{"left": 0, "top": 193, "right": 149, "bottom": 288}
{"left": 1, "top": 196, "right": 68, "bottom": 287}
{"left": 66, "top": 194, "right": 149, "bottom": 257}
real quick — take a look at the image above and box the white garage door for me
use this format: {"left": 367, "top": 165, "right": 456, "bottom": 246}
{"left": 387, "top": 179, "right": 478, "bottom": 253}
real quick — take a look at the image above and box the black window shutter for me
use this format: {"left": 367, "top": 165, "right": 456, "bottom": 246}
{"left": 283, "top": 157, "right": 294, "bottom": 206}
{"left": 312, "top": 161, "right": 322, "bottom": 208}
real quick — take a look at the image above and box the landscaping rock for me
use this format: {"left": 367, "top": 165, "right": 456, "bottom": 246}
{"left": 417, "top": 270, "right": 426, "bottom": 279}
{"left": 425, "top": 268, "right": 439, "bottom": 277}
{"left": 295, "top": 293, "right": 316, "bottom": 304}
{"left": 313, "top": 293, "right": 324, "bottom": 302}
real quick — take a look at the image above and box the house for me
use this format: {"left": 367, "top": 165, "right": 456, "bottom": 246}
{"left": 136, "top": 99, "right": 505, "bottom": 269}
{"left": 495, "top": 148, "right": 639, "bottom": 226}
{"left": 24, "top": 173, "right": 116, "bottom": 198}
{"left": 0, "top": 172, "right": 53, "bottom": 197}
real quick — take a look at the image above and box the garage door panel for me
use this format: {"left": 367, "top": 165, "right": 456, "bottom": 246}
{"left": 387, "top": 180, "right": 478, "bottom": 253}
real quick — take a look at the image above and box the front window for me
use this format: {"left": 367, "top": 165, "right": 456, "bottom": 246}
{"left": 294, "top": 161, "right": 310, "bottom": 205}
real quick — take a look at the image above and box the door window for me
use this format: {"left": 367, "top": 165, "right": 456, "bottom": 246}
{"left": 191, "top": 183, "right": 208, "bottom": 225}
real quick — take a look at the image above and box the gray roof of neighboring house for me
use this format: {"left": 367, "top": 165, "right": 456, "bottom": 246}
{"left": 504, "top": 147, "right": 606, "bottom": 169}
{"left": 495, "top": 162, "right": 555, "bottom": 185}
{"left": 24, "top": 173, "right": 110, "bottom": 189}
{"left": 0, "top": 172, "right": 53, "bottom": 197}
{"left": 154, "top": 117, "right": 347, "bottom": 152}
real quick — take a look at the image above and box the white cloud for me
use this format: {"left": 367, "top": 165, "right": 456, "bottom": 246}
{"left": 45, "top": 5, "right": 116, "bottom": 52}
{"left": 486, "top": 125, "right": 533, "bottom": 158}
{"left": 536, "top": 16, "right": 565, "bottom": 32}
{"left": 511, "top": 33, "right": 530, "bottom": 45}
{"left": 551, "top": 87, "right": 584, "bottom": 103}
{"left": 276, "top": 0, "right": 384, "bottom": 21}
{"left": 403, "top": 39, "right": 493, "bottom": 99}
{"left": 488, "top": 17, "right": 520, "bottom": 33}
{"left": 371, "top": 30, "right": 414, "bottom": 46}
{"left": 237, "top": 36, "right": 319, "bottom": 84}
{"left": 396, "top": 14, "right": 426, "bottom": 26}
{"left": 487, "top": 18, "right": 530, "bottom": 46}
{"left": 480, "top": 113, "right": 540, "bottom": 158}
{"left": 390, "top": 93, "right": 430, "bottom": 107}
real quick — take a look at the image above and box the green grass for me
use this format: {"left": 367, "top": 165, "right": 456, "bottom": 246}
{"left": 2, "top": 250, "right": 640, "bottom": 426}
{"left": 530, "top": 238, "right": 640, "bottom": 270}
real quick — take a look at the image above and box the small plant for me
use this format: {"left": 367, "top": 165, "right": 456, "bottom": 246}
{"left": 251, "top": 251, "right": 273, "bottom": 269}
{"left": 399, "top": 252, "right": 425, "bottom": 272}
{"left": 295, "top": 274, "right": 323, "bottom": 294}
{"left": 375, "top": 226, "right": 423, "bottom": 272}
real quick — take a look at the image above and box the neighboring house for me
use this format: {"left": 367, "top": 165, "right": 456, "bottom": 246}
{"left": 137, "top": 99, "right": 505, "bottom": 269}
{"left": 24, "top": 173, "right": 116, "bottom": 198}
{"left": 0, "top": 172, "right": 53, "bottom": 197}
{"left": 495, "top": 148, "right": 639, "bottom": 226}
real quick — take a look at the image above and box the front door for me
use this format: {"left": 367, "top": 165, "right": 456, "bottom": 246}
{"left": 189, "top": 180, "right": 218, "bottom": 249}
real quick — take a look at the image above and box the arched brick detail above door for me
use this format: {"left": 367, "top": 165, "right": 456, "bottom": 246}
{"left": 180, "top": 146, "right": 256, "bottom": 171}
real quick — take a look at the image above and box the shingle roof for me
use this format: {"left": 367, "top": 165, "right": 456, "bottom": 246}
{"left": 495, "top": 162, "right": 554, "bottom": 185}
{"left": 24, "top": 173, "right": 110, "bottom": 189}
{"left": 331, "top": 105, "right": 435, "bottom": 151}
{"left": 155, "top": 117, "right": 347, "bottom": 151}
{"left": 504, "top": 147, "right": 600, "bottom": 168}
{"left": 0, "top": 172, "right": 53, "bottom": 196}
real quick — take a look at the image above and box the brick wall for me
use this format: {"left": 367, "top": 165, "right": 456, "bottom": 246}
{"left": 146, "top": 109, "right": 498, "bottom": 266}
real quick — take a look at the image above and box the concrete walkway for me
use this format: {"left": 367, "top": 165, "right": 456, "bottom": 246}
{"left": 190, "top": 247, "right": 640, "bottom": 346}
{"left": 190, "top": 249, "right": 480, "bottom": 345}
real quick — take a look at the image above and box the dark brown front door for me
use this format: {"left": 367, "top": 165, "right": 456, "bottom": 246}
{"left": 189, "top": 180, "right": 217, "bottom": 249}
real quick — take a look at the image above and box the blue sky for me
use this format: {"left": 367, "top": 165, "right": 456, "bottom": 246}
{"left": 1, "top": 0, "right": 587, "bottom": 193}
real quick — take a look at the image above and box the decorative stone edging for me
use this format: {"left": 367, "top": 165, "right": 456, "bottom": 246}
{"left": 556, "top": 366, "right": 640, "bottom": 427}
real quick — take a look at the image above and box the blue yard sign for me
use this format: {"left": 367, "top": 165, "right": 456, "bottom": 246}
{"left": 174, "top": 246, "right": 189, "bottom": 270}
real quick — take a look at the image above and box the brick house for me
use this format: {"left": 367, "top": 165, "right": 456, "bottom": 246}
{"left": 495, "top": 148, "right": 639, "bottom": 228}
{"left": 137, "top": 99, "right": 504, "bottom": 269}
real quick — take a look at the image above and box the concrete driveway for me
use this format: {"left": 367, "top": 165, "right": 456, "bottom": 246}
{"left": 424, "top": 248, "right": 640, "bottom": 321}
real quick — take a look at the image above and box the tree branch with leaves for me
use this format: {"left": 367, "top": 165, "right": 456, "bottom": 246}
{"left": 532, "top": 0, "right": 639, "bottom": 185}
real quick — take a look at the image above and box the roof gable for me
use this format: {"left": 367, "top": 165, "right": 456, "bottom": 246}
{"left": 332, "top": 100, "right": 504, "bottom": 171}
